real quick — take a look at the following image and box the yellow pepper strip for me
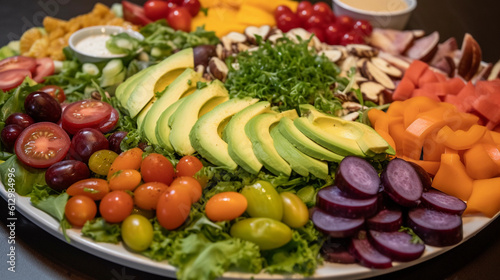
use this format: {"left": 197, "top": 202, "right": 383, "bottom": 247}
{"left": 464, "top": 177, "right": 500, "bottom": 218}
{"left": 432, "top": 153, "right": 473, "bottom": 201}
{"left": 436, "top": 124, "right": 487, "bottom": 150}
{"left": 464, "top": 143, "right": 500, "bottom": 179}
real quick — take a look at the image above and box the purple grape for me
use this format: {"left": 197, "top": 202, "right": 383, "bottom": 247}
{"left": 45, "top": 160, "right": 91, "bottom": 191}
{"left": 5, "top": 113, "right": 34, "bottom": 129}
{"left": 24, "top": 91, "right": 62, "bottom": 123}
{"left": 69, "top": 128, "right": 109, "bottom": 163}
{"left": 1, "top": 124, "right": 24, "bottom": 152}
{"left": 108, "top": 131, "right": 127, "bottom": 154}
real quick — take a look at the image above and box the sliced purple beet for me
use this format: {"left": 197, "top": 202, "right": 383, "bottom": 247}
{"left": 321, "top": 238, "right": 356, "bottom": 264}
{"left": 381, "top": 158, "right": 423, "bottom": 207}
{"left": 368, "top": 230, "right": 425, "bottom": 262}
{"left": 421, "top": 190, "right": 467, "bottom": 215}
{"left": 350, "top": 232, "right": 393, "bottom": 269}
{"left": 407, "top": 207, "right": 463, "bottom": 247}
{"left": 312, "top": 208, "right": 365, "bottom": 238}
{"left": 335, "top": 156, "right": 381, "bottom": 198}
{"left": 366, "top": 208, "right": 403, "bottom": 232}
{"left": 407, "top": 161, "right": 433, "bottom": 191}
{"left": 317, "top": 186, "right": 378, "bottom": 218}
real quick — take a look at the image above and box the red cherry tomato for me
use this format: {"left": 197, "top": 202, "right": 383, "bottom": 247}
{"left": 144, "top": 0, "right": 170, "bottom": 21}
{"left": 98, "top": 108, "right": 119, "bottom": 134}
{"left": 0, "top": 56, "right": 36, "bottom": 74}
{"left": 65, "top": 195, "right": 97, "bottom": 227}
{"left": 274, "top": 5, "right": 293, "bottom": 20}
{"left": 276, "top": 13, "right": 301, "bottom": 32}
{"left": 167, "top": 7, "right": 192, "bottom": 32}
{"left": 312, "top": 2, "right": 333, "bottom": 20}
{"left": 182, "top": 0, "right": 201, "bottom": 17}
{"left": 40, "top": 85, "right": 66, "bottom": 103}
{"left": 99, "top": 191, "right": 134, "bottom": 223}
{"left": 297, "top": 6, "right": 314, "bottom": 24}
{"left": 307, "top": 27, "right": 326, "bottom": 42}
{"left": 141, "top": 153, "right": 176, "bottom": 185}
{"left": 297, "top": 1, "right": 313, "bottom": 14}
{"left": 304, "top": 14, "right": 327, "bottom": 29}
{"left": 15, "top": 122, "right": 70, "bottom": 168}
{"left": 336, "top": 15, "right": 355, "bottom": 32}
{"left": 122, "top": 0, "right": 153, "bottom": 26}
{"left": 340, "top": 30, "right": 365, "bottom": 45}
{"left": 156, "top": 186, "right": 192, "bottom": 230}
{"left": 325, "top": 23, "right": 343, "bottom": 45}
{"left": 33, "top": 57, "right": 54, "bottom": 83}
{"left": 0, "top": 69, "right": 31, "bottom": 92}
{"left": 61, "top": 99, "right": 113, "bottom": 135}
{"left": 353, "top": 19, "right": 373, "bottom": 36}
{"left": 134, "top": 182, "right": 169, "bottom": 210}
{"left": 167, "top": 0, "right": 183, "bottom": 5}
{"left": 175, "top": 155, "right": 203, "bottom": 177}
{"left": 169, "top": 176, "right": 202, "bottom": 203}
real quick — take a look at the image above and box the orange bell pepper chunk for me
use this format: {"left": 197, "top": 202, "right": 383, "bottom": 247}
{"left": 401, "top": 156, "right": 440, "bottom": 176}
{"left": 422, "top": 134, "right": 446, "bottom": 161}
{"left": 464, "top": 177, "right": 500, "bottom": 218}
{"left": 490, "top": 130, "right": 500, "bottom": 144}
{"left": 435, "top": 124, "right": 487, "bottom": 150}
{"left": 463, "top": 143, "right": 500, "bottom": 180}
{"left": 386, "top": 100, "right": 405, "bottom": 117}
{"left": 403, "top": 96, "right": 440, "bottom": 129}
{"left": 432, "top": 153, "right": 473, "bottom": 201}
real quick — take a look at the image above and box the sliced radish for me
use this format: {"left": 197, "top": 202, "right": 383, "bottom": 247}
{"left": 350, "top": 232, "right": 392, "bottom": 269}
{"left": 381, "top": 158, "right": 423, "bottom": 207}
{"left": 421, "top": 190, "right": 467, "bottom": 215}
{"left": 317, "top": 186, "right": 378, "bottom": 218}
{"left": 334, "top": 156, "right": 381, "bottom": 198}
{"left": 312, "top": 208, "right": 365, "bottom": 238}
{"left": 368, "top": 230, "right": 425, "bottom": 262}
{"left": 407, "top": 161, "right": 433, "bottom": 191}
{"left": 408, "top": 208, "right": 463, "bottom": 247}
{"left": 322, "top": 238, "right": 356, "bottom": 264}
{"left": 366, "top": 208, "right": 403, "bottom": 232}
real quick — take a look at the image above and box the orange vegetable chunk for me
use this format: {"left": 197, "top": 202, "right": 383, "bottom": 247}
{"left": 436, "top": 125, "right": 487, "bottom": 150}
{"left": 392, "top": 77, "right": 415, "bottom": 101}
{"left": 401, "top": 156, "right": 440, "bottom": 176}
{"left": 417, "top": 69, "right": 439, "bottom": 88}
{"left": 406, "top": 60, "right": 429, "bottom": 85}
{"left": 464, "top": 177, "right": 500, "bottom": 218}
{"left": 432, "top": 153, "right": 473, "bottom": 201}
{"left": 107, "top": 147, "right": 143, "bottom": 179}
{"left": 445, "top": 77, "right": 466, "bottom": 95}
{"left": 453, "top": 81, "right": 476, "bottom": 113}
{"left": 464, "top": 143, "right": 500, "bottom": 180}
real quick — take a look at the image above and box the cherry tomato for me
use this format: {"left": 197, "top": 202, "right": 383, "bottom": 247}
{"left": 107, "top": 147, "right": 143, "bottom": 178}
{"left": 0, "top": 56, "right": 36, "bottom": 74}
{"left": 33, "top": 57, "right": 54, "bottom": 83}
{"left": 156, "top": 186, "right": 192, "bottom": 230}
{"left": 205, "top": 192, "right": 247, "bottom": 222}
{"left": 40, "top": 85, "right": 66, "bottom": 103}
{"left": 121, "top": 214, "right": 154, "bottom": 252}
{"left": 167, "top": 7, "right": 192, "bottom": 32}
{"left": 304, "top": 14, "right": 327, "bottom": 29}
{"left": 109, "top": 169, "right": 142, "bottom": 191}
{"left": 182, "top": 0, "right": 201, "bottom": 17}
{"left": 100, "top": 191, "right": 134, "bottom": 223}
{"left": 276, "top": 13, "right": 301, "bottom": 33}
{"left": 0, "top": 69, "right": 32, "bottom": 91}
{"left": 15, "top": 122, "right": 70, "bottom": 168}
{"left": 340, "top": 30, "right": 365, "bottom": 45}
{"left": 280, "top": 192, "right": 309, "bottom": 228}
{"left": 336, "top": 15, "right": 355, "bottom": 32}
{"left": 88, "top": 149, "right": 118, "bottom": 176}
{"left": 353, "top": 19, "right": 373, "bottom": 36}
{"left": 144, "top": 0, "right": 170, "bottom": 21}
{"left": 296, "top": 6, "right": 314, "bottom": 24}
{"left": 175, "top": 155, "right": 203, "bottom": 177}
{"left": 141, "top": 153, "right": 175, "bottom": 185}
{"left": 230, "top": 218, "right": 292, "bottom": 250}
{"left": 134, "top": 182, "right": 169, "bottom": 210}
{"left": 297, "top": 1, "right": 313, "bottom": 14}
{"left": 312, "top": 2, "right": 333, "bottom": 20}
{"left": 65, "top": 195, "right": 97, "bottom": 227}
{"left": 98, "top": 108, "right": 119, "bottom": 134}
{"left": 5, "top": 113, "right": 34, "bottom": 129}
{"left": 61, "top": 99, "right": 113, "bottom": 135}
{"left": 122, "top": 0, "right": 153, "bottom": 26}
{"left": 67, "top": 178, "right": 110, "bottom": 200}
{"left": 169, "top": 176, "right": 202, "bottom": 203}
{"left": 274, "top": 5, "right": 293, "bottom": 20}
{"left": 241, "top": 181, "right": 283, "bottom": 220}
{"left": 167, "top": 0, "right": 183, "bottom": 5}
{"left": 307, "top": 27, "right": 326, "bottom": 42}
{"left": 325, "top": 23, "right": 343, "bottom": 45}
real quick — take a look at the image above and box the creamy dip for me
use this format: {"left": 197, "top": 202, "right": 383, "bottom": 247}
{"left": 339, "top": 0, "right": 408, "bottom": 12}
{"left": 74, "top": 34, "right": 116, "bottom": 57}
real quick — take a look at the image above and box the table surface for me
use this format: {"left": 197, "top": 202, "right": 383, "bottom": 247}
{"left": 1, "top": 1, "right": 500, "bottom": 280}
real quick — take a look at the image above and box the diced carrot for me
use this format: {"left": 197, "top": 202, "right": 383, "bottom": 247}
{"left": 405, "top": 60, "right": 429, "bottom": 85}
{"left": 401, "top": 156, "right": 440, "bottom": 176}
{"left": 463, "top": 143, "right": 499, "bottom": 180}
{"left": 472, "top": 95, "right": 500, "bottom": 124}
{"left": 420, "top": 82, "right": 448, "bottom": 98}
{"left": 475, "top": 79, "right": 500, "bottom": 97}
{"left": 411, "top": 88, "right": 441, "bottom": 102}
{"left": 464, "top": 177, "right": 500, "bottom": 218}
{"left": 392, "top": 77, "right": 415, "bottom": 101}
{"left": 434, "top": 71, "right": 447, "bottom": 82}
{"left": 445, "top": 77, "right": 466, "bottom": 95}
{"left": 417, "top": 69, "right": 439, "bottom": 88}
{"left": 436, "top": 124, "right": 487, "bottom": 150}
{"left": 454, "top": 82, "right": 476, "bottom": 113}
{"left": 432, "top": 153, "right": 473, "bottom": 201}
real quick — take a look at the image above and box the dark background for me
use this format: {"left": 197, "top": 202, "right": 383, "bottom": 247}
{"left": 1, "top": 1, "right": 500, "bottom": 280}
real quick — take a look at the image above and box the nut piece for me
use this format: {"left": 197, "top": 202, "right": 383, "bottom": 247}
{"left": 362, "top": 60, "right": 395, "bottom": 90}
{"left": 359, "top": 81, "right": 386, "bottom": 104}
{"left": 91, "top": 90, "right": 111, "bottom": 101}
{"left": 371, "top": 57, "right": 403, "bottom": 78}
{"left": 208, "top": 57, "right": 229, "bottom": 82}
{"left": 319, "top": 49, "right": 343, "bottom": 63}
{"left": 347, "top": 44, "right": 379, "bottom": 58}
{"left": 488, "top": 59, "right": 500, "bottom": 80}
{"left": 458, "top": 33, "right": 482, "bottom": 81}
{"left": 222, "top": 32, "right": 247, "bottom": 45}
{"left": 377, "top": 51, "right": 410, "bottom": 70}
{"left": 245, "top": 25, "right": 271, "bottom": 44}
{"left": 405, "top": 31, "right": 440, "bottom": 62}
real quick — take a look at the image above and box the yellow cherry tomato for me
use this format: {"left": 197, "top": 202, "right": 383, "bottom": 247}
{"left": 280, "top": 192, "right": 309, "bottom": 228}
{"left": 205, "top": 192, "right": 247, "bottom": 222}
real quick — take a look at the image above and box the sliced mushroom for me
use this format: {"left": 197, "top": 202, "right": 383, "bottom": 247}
{"left": 208, "top": 57, "right": 229, "bottom": 82}
{"left": 470, "top": 62, "right": 492, "bottom": 84}
{"left": 347, "top": 44, "right": 379, "bottom": 58}
{"left": 412, "top": 30, "right": 426, "bottom": 39}
{"left": 223, "top": 32, "right": 247, "bottom": 44}
{"left": 341, "top": 111, "right": 360, "bottom": 121}
{"left": 319, "top": 49, "right": 343, "bottom": 63}
{"left": 488, "top": 59, "right": 500, "bottom": 80}
{"left": 341, "top": 55, "right": 358, "bottom": 73}
{"left": 362, "top": 60, "right": 395, "bottom": 90}
{"left": 370, "top": 28, "right": 415, "bottom": 55}
{"left": 405, "top": 31, "right": 440, "bottom": 62}
{"left": 433, "top": 56, "right": 456, "bottom": 77}
{"left": 430, "top": 37, "right": 458, "bottom": 67}
{"left": 359, "top": 81, "right": 386, "bottom": 104}
{"left": 371, "top": 57, "right": 403, "bottom": 78}
{"left": 245, "top": 25, "right": 271, "bottom": 44}
{"left": 458, "top": 33, "right": 482, "bottom": 81}
{"left": 377, "top": 51, "right": 410, "bottom": 70}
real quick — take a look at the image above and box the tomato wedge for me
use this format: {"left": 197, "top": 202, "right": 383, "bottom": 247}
{"left": 33, "top": 57, "right": 55, "bottom": 83}
{"left": 40, "top": 85, "right": 66, "bottom": 103}
{"left": 122, "top": 0, "right": 153, "bottom": 26}
{"left": 0, "top": 56, "right": 37, "bottom": 74}
{"left": 0, "top": 69, "right": 32, "bottom": 91}
{"left": 15, "top": 122, "right": 71, "bottom": 168}
{"left": 61, "top": 99, "right": 113, "bottom": 135}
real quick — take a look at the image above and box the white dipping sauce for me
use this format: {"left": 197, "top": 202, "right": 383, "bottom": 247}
{"left": 74, "top": 34, "right": 115, "bottom": 57}
{"left": 340, "top": 0, "right": 408, "bottom": 12}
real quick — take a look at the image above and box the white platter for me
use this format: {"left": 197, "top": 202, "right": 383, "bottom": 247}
{"left": 1, "top": 183, "right": 497, "bottom": 280}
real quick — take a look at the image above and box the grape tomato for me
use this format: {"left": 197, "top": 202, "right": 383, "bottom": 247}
{"left": 169, "top": 176, "right": 202, "bottom": 203}
{"left": 277, "top": 13, "right": 301, "bottom": 33}
{"left": 99, "top": 191, "right": 134, "bottom": 223}
{"left": 175, "top": 155, "right": 203, "bottom": 177}
{"left": 88, "top": 149, "right": 118, "bottom": 176}
{"left": 107, "top": 147, "right": 143, "bottom": 178}
{"left": 134, "top": 182, "right": 169, "bottom": 210}
{"left": 280, "top": 192, "right": 309, "bottom": 228}
{"left": 241, "top": 180, "right": 283, "bottom": 220}
{"left": 182, "top": 0, "right": 201, "bottom": 17}
{"left": 156, "top": 186, "right": 192, "bottom": 230}
{"left": 0, "top": 69, "right": 32, "bottom": 91}
{"left": 32, "top": 57, "right": 54, "bottom": 83}
{"left": 121, "top": 214, "right": 154, "bottom": 252}
{"left": 109, "top": 169, "right": 142, "bottom": 191}
{"left": 141, "top": 153, "right": 175, "bottom": 185}
{"left": 230, "top": 218, "right": 293, "bottom": 250}
{"left": 65, "top": 195, "right": 97, "bottom": 227}
{"left": 66, "top": 178, "right": 110, "bottom": 201}
{"left": 205, "top": 192, "right": 247, "bottom": 222}
{"left": 144, "top": 0, "right": 170, "bottom": 21}
{"left": 274, "top": 5, "right": 293, "bottom": 20}
{"left": 167, "top": 7, "right": 192, "bottom": 32}
{"left": 0, "top": 56, "right": 37, "bottom": 73}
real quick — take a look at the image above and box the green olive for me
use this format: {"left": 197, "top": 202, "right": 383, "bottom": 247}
{"left": 280, "top": 192, "right": 309, "bottom": 228}
{"left": 241, "top": 180, "right": 283, "bottom": 220}
{"left": 230, "top": 218, "right": 292, "bottom": 250}
{"left": 88, "top": 149, "right": 118, "bottom": 175}
{"left": 121, "top": 214, "right": 153, "bottom": 252}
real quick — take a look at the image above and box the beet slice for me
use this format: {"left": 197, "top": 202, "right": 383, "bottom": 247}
{"left": 407, "top": 208, "right": 463, "bottom": 247}
{"left": 335, "top": 156, "right": 381, "bottom": 198}
{"left": 381, "top": 158, "right": 423, "bottom": 207}
{"left": 317, "top": 186, "right": 378, "bottom": 218}
{"left": 421, "top": 190, "right": 467, "bottom": 215}
{"left": 350, "top": 232, "right": 392, "bottom": 269}
{"left": 368, "top": 230, "right": 425, "bottom": 262}
{"left": 407, "top": 161, "right": 433, "bottom": 191}
{"left": 366, "top": 208, "right": 403, "bottom": 232}
{"left": 321, "top": 238, "right": 356, "bottom": 264}
{"left": 312, "top": 208, "right": 365, "bottom": 238}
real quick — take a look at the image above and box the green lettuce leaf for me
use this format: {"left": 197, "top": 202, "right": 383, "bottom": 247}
{"left": 28, "top": 184, "right": 68, "bottom": 222}
{"left": 0, "top": 77, "right": 40, "bottom": 122}
{"left": 81, "top": 217, "right": 121, "bottom": 243}
{"left": 0, "top": 156, "right": 46, "bottom": 195}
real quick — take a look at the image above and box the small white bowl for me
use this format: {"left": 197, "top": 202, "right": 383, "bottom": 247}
{"left": 332, "top": 0, "right": 417, "bottom": 30}
{"left": 69, "top": 25, "right": 144, "bottom": 63}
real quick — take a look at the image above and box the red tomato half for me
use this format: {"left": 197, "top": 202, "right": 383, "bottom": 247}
{"left": 98, "top": 108, "right": 119, "bottom": 134}
{"left": 40, "top": 85, "right": 66, "bottom": 103}
{"left": 33, "top": 57, "right": 54, "bottom": 83}
{"left": 0, "top": 56, "right": 36, "bottom": 74}
{"left": 15, "top": 122, "right": 70, "bottom": 168}
{"left": 0, "top": 69, "right": 32, "bottom": 91}
{"left": 123, "top": 0, "right": 153, "bottom": 26}
{"left": 61, "top": 100, "right": 113, "bottom": 135}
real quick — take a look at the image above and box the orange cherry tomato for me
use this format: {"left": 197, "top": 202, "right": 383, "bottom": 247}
{"left": 66, "top": 178, "right": 110, "bottom": 201}
{"left": 107, "top": 147, "right": 143, "bottom": 178}
{"left": 175, "top": 155, "right": 203, "bottom": 177}
{"left": 169, "top": 176, "right": 202, "bottom": 203}
{"left": 65, "top": 195, "right": 97, "bottom": 227}
{"left": 99, "top": 191, "right": 134, "bottom": 223}
{"left": 133, "top": 182, "right": 169, "bottom": 210}
{"left": 108, "top": 169, "right": 142, "bottom": 191}
{"left": 156, "top": 187, "right": 192, "bottom": 230}
{"left": 141, "top": 153, "right": 175, "bottom": 185}
{"left": 205, "top": 192, "right": 247, "bottom": 222}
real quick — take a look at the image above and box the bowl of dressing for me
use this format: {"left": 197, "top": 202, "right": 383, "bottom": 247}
{"left": 69, "top": 25, "right": 144, "bottom": 63}
{"left": 332, "top": 0, "right": 417, "bottom": 30}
